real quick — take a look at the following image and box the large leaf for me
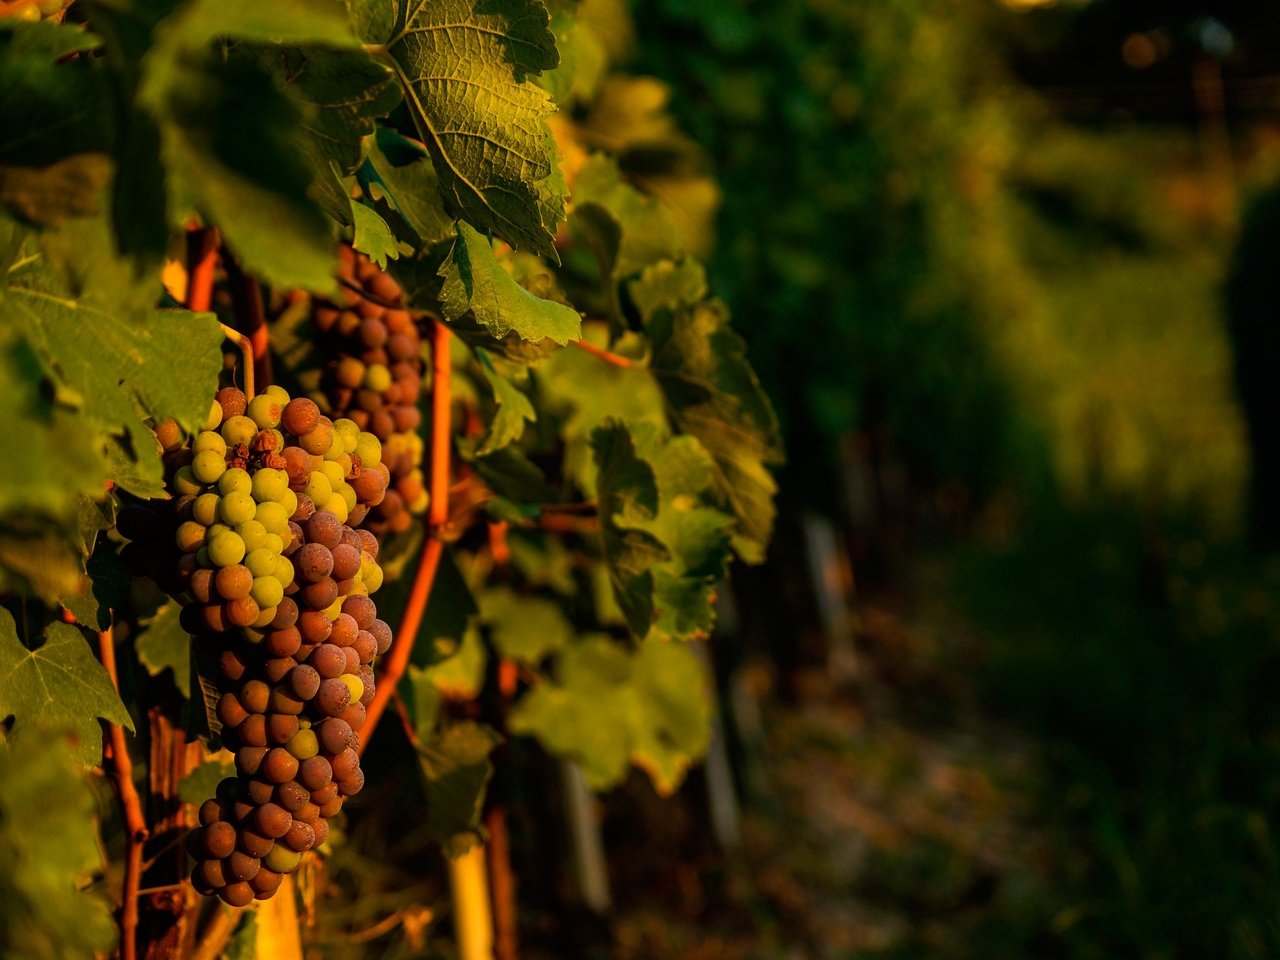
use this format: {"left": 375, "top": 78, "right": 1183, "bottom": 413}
{"left": 508, "top": 635, "right": 710, "bottom": 793}
{"left": 416, "top": 720, "right": 501, "bottom": 858}
{"left": 362, "top": 0, "right": 565, "bottom": 256}
{"left": 439, "top": 221, "right": 580, "bottom": 344}
{"left": 591, "top": 420, "right": 732, "bottom": 640}
{"left": 362, "top": 128, "right": 455, "bottom": 248}
{"left": 0, "top": 733, "right": 118, "bottom": 959}
{"left": 477, "top": 586, "right": 571, "bottom": 666}
{"left": 570, "top": 154, "right": 681, "bottom": 283}
{"left": 472, "top": 352, "right": 536, "bottom": 457}
{"left": 631, "top": 261, "right": 784, "bottom": 563}
{"left": 138, "top": 0, "right": 362, "bottom": 290}
{"left": 135, "top": 601, "right": 192, "bottom": 698}
{"left": 0, "top": 608, "right": 133, "bottom": 765}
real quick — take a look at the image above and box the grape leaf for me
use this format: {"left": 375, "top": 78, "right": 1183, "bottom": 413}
{"left": 571, "top": 154, "right": 681, "bottom": 283}
{"left": 591, "top": 420, "right": 733, "bottom": 640}
{"left": 439, "top": 221, "right": 581, "bottom": 344}
{"left": 0, "top": 733, "right": 118, "bottom": 959}
{"left": 135, "top": 601, "right": 192, "bottom": 698}
{"left": 61, "top": 521, "right": 129, "bottom": 633}
{"left": 473, "top": 353, "right": 536, "bottom": 457}
{"left": 0, "top": 608, "right": 133, "bottom": 765}
{"left": 477, "top": 586, "right": 571, "bottom": 665}
{"left": 351, "top": 200, "right": 401, "bottom": 269}
{"left": 362, "top": 129, "right": 455, "bottom": 248}
{"left": 138, "top": 0, "right": 362, "bottom": 291}
{"left": 630, "top": 264, "right": 784, "bottom": 564}
{"left": 368, "top": 0, "right": 565, "bottom": 256}
{"left": 416, "top": 720, "right": 501, "bottom": 858}
{"left": 179, "top": 758, "right": 237, "bottom": 806}
{"left": 508, "top": 634, "right": 710, "bottom": 793}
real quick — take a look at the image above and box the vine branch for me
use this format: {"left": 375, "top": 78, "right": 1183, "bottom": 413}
{"left": 361, "top": 320, "right": 453, "bottom": 753}
{"left": 572, "top": 339, "right": 635, "bottom": 368}
{"left": 97, "top": 621, "right": 148, "bottom": 960}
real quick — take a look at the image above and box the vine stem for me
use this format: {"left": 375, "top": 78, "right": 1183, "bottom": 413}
{"left": 190, "top": 906, "right": 246, "bottom": 960}
{"left": 224, "top": 256, "right": 273, "bottom": 388}
{"left": 360, "top": 320, "right": 452, "bottom": 754}
{"left": 572, "top": 339, "right": 634, "bottom": 368}
{"left": 96, "top": 621, "right": 148, "bottom": 960}
{"left": 184, "top": 228, "right": 218, "bottom": 312}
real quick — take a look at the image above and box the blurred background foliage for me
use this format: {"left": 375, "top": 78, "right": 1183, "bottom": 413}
{"left": 538, "top": 0, "right": 1280, "bottom": 957}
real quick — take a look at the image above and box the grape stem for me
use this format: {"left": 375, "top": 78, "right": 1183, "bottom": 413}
{"left": 224, "top": 254, "right": 273, "bottom": 389}
{"left": 96, "top": 620, "right": 149, "bottom": 960}
{"left": 184, "top": 228, "right": 218, "bottom": 312}
{"left": 218, "top": 323, "right": 256, "bottom": 401}
{"left": 572, "top": 338, "right": 635, "bottom": 369}
{"left": 360, "top": 319, "right": 453, "bottom": 754}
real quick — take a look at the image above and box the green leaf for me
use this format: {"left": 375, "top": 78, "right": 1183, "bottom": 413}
{"left": 0, "top": 608, "right": 133, "bottom": 765}
{"left": 371, "top": 0, "right": 565, "bottom": 256}
{"left": 61, "top": 521, "right": 129, "bottom": 632}
{"left": 350, "top": 200, "right": 401, "bottom": 269}
{"left": 473, "top": 354, "right": 536, "bottom": 457}
{"left": 416, "top": 720, "right": 501, "bottom": 857}
{"left": 439, "top": 221, "right": 581, "bottom": 344}
{"left": 571, "top": 154, "right": 681, "bottom": 282}
{"left": 538, "top": 13, "right": 606, "bottom": 106}
{"left": 508, "top": 635, "right": 710, "bottom": 793}
{"left": 135, "top": 602, "right": 191, "bottom": 698}
{"left": 631, "top": 267, "right": 784, "bottom": 564}
{"left": 478, "top": 586, "right": 571, "bottom": 665}
{"left": 0, "top": 733, "right": 118, "bottom": 959}
{"left": 139, "top": 0, "right": 362, "bottom": 291}
{"left": 179, "top": 757, "right": 236, "bottom": 806}
{"left": 363, "top": 128, "right": 455, "bottom": 248}
{"left": 591, "top": 421, "right": 733, "bottom": 640}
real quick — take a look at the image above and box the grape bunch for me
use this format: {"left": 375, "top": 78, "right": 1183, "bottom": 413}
{"left": 0, "top": 0, "right": 67, "bottom": 21}
{"left": 311, "top": 246, "right": 427, "bottom": 534}
{"left": 141, "top": 385, "right": 395, "bottom": 905}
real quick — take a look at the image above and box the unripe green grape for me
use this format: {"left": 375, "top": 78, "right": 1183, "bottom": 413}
{"left": 252, "top": 469, "right": 288, "bottom": 503}
{"left": 263, "top": 845, "right": 301, "bottom": 874}
{"left": 362, "top": 561, "right": 384, "bottom": 594}
{"left": 354, "top": 433, "right": 381, "bottom": 467}
{"left": 190, "top": 450, "right": 226, "bottom": 484}
{"left": 218, "top": 467, "right": 252, "bottom": 496}
{"left": 246, "top": 395, "right": 283, "bottom": 429}
{"left": 273, "top": 555, "right": 296, "bottom": 586}
{"left": 220, "top": 491, "right": 257, "bottom": 526}
{"left": 319, "top": 461, "right": 345, "bottom": 490}
{"left": 338, "top": 673, "right": 364, "bottom": 703}
{"left": 363, "top": 363, "right": 392, "bottom": 393}
{"left": 255, "top": 501, "right": 289, "bottom": 535}
{"left": 251, "top": 576, "right": 284, "bottom": 609}
{"left": 333, "top": 418, "right": 360, "bottom": 453}
{"left": 195, "top": 546, "right": 212, "bottom": 568}
{"left": 246, "top": 547, "right": 277, "bottom": 578}
{"left": 235, "top": 519, "right": 268, "bottom": 553}
{"left": 322, "top": 432, "right": 346, "bottom": 462}
{"left": 250, "top": 602, "right": 275, "bottom": 628}
{"left": 264, "top": 384, "right": 291, "bottom": 403}
{"left": 220, "top": 414, "right": 258, "bottom": 447}
{"left": 286, "top": 729, "right": 319, "bottom": 761}
{"left": 207, "top": 522, "right": 232, "bottom": 539}
{"left": 173, "top": 466, "right": 202, "bottom": 497}
{"left": 193, "top": 493, "right": 220, "bottom": 527}
{"left": 322, "top": 494, "right": 349, "bottom": 524}
{"left": 193, "top": 430, "right": 228, "bottom": 457}
{"left": 322, "top": 595, "right": 344, "bottom": 621}
{"left": 175, "top": 521, "right": 206, "bottom": 553}
{"left": 263, "top": 533, "right": 285, "bottom": 556}
{"left": 303, "top": 472, "right": 333, "bottom": 506}
{"left": 338, "top": 484, "right": 357, "bottom": 512}
{"left": 203, "top": 398, "right": 223, "bottom": 432}
{"left": 208, "top": 531, "right": 247, "bottom": 567}
{"left": 279, "top": 489, "right": 298, "bottom": 518}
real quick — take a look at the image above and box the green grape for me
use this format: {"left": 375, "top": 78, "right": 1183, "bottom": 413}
{"left": 286, "top": 729, "right": 319, "bottom": 761}
{"left": 338, "top": 483, "right": 357, "bottom": 512}
{"left": 236, "top": 519, "right": 269, "bottom": 553}
{"left": 338, "top": 673, "right": 364, "bottom": 702}
{"left": 322, "top": 432, "right": 346, "bottom": 462}
{"left": 322, "top": 493, "right": 349, "bottom": 524}
{"left": 252, "top": 604, "right": 278, "bottom": 629}
{"left": 363, "top": 561, "right": 384, "bottom": 594}
{"left": 193, "top": 493, "right": 221, "bottom": 527}
{"left": 303, "top": 472, "right": 333, "bottom": 506}
{"left": 220, "top": 414, "right": 258, "bottom": 447}
{"left": 208, "top": 531, "right": 247, "bottom": 567}
{"left": 246, "top": 395, "right": 283, "bottom": 429}
{"left": 255, "top": 501, "right": 289, "bottom": 535}
{"left": 218, "top": 468, "right": 252, "bottom": 496}
{"left": 333, "top": 418, "right": 360, "bottom": 454}
{"left": 173, "top": 466, "right": 202, "bottom": 497}
{"left": 263, "top": 845, "right": 301, "bottom": 874}
{"left": 175, "top": 521, "right": 206, "bottom": 553}
{"left": 191, "top": 450, "right": 226, "bottom": 485}
{"left": 263, "top": 533, "right": 286, "bottom": 555}
{"left": 207, "top": 522, "right": 232, "bottom": 539}
{"left": 279, "top": 489, "right": 298, "bottom": 518}
{"left": 363, "top": 363, "right": 392, "bottom": 393}
{"left": 193, "top": 430, "right": 228, "bottom": 457}
{"left": 220, "top": 491, "right": 257, "bottom": 526}
{"left": 354, "top": 433, "right": 381, "bottom": 466}
{"left": 252, "top": 468, "right": 289, "bottom": 503}
{"left": 318, "top": 461, "right": 346, "bottom": 490}
{"left": 251, "top": 576, "right": 284, "bottom": 609}
{"left": 273, "top": 555, "right": 295, "bottom": 586}
{"left": 264, "top": 428, "right": 285, "bottom": 452}
{"left": 203, "top": 398, "right": 223, "bottom": 432}
{"left": 264, "top": 385, "right": 291, "bottom": 404}
{"left": 246, "top": 547, "right": 278, "bottom": 578}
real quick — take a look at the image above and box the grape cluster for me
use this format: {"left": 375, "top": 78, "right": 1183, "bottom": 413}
{"left": 0, "top": 0, "right": 67, "bottom": 21}
{"left": 142, "top": 385, "right": 394, "bottom": 905}
{"left": 312, "top": 246, "right": 426, "bottom": 534}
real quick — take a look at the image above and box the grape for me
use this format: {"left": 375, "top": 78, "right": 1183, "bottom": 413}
{"left": 255, "top": 803, "right": 292, "bottom": 839}
{"left": 316, "top": 718, "right": 354, "bottom": 754}
{"left": 252, "top": 468, "right": 289, "bottom": 503}
{"left": 202, "top": 605, "right": 229, "bottom": 633}
{"left": 298, "top": 755, "right": 333, "bottom": 791}
{"left": 191, "top": 450, "right": 226, "bottom": 484}
{"left": 255, "top": 501, "right": 289, "bottom": 535}
{"left": 192, "top": 493, "right": 221, "bottom": 527}
{"left": 263, "top": 845, "right": 301, "bottom": 874}
{"left": 238, "top": 829, "right": 273, "bottom": 858}
{"left": 356, "top": 529, "right": 379, "bottom": 560}
{"left": 252, "top": 576, "right": 285, "bottom": 610}
{"left": 198, "top": 859, "right": 227, "bottom": 889}
{"left": 298, "top": 611, "right": 333, "bottom": 644}
{"left": 299, "top": 420, "right": 334, "bottom": 456}
{"left": 274, "top": 780, "right": 310, "bottom": 813}
{"left": 311, "top": 818, "right": 330, "bottom": 848}
{"left": 263, "top": 656, "right": 296, "bottom": 684}
{"left": 288, "top": 728, "right": 320, "bottom": 761}
{"left": 369, "top": 619, "right": 392, "bottom": 655}
{"left": 203, "top": 399, "right": 224, "bottom": 432}
{"left": 236, "top": 519, "right": 269, "bottom": 554}
{"left": 282, "top": 398, "right": 320, "bottom": 436}
{"left": 296, "top": 543, "right": 334, "bottom": 582}
{"left": 337, "top": 768, "right": 366, "bottom": 797}
{"left": 340, "top": 701, "right": 367, "bottom": 730}
{"left": 221, "top": 415, "right": 258, "bottom": 447}
{"left": 226, "top": 596, "right": 260, "bottom": 628}
{"left": 199, "top": 799, "right": 226, "bottom": 826}
{"left": 315, "top": 679, "right": 351, "bottom": 716}
{"left": 262, "top": 748, "right": 300, "bottom": 785}
{"left": 205, "top": 821, "right": 237, "bottom": 859}
{"left": 352, "top": 631, "right": 378, "bottom": 665}
{"left": 330, "top": 544, "right": 361, "bottom": 581}
{"left": 250, "top": 868, "right": 284, "bottom": 900}
{"left": 217, "top": 693, "right": 249, "bottom": 729}
{"left": 282, "top": 446, "right": 312, "bottom": 487}
{"left": 172, "top": 466, "right": 202, "bottom": 497}
{"left": 175, "top": 521, "right": 206, "bottom": 553}
{"left": 341, "top": 647, "right": 361, "bottom": 674}
{"left": 336, "top": 356, "right": 365, "bottom": 389}
{"left": 217, "top": 387, "right": 247, "bottom": 420}
{"left": 302, "top": 578, "right": 339, "bottom": 610}
{"left": 194, "top": 430, "right": 228, "bottom": 457}
{"left": 283, "top": 820, "right": 316, "bottom": 853}
{"left": 271, "top": 598, "right": 299, "bottom": 629}
{"left": 247, "top": 395, "right": 283, "bottom": 430}
{"left": 309, "top": 643, "right": 345, "bottom": 680}
{"left": 215, "top": 564, "right": 253, "bottom": 601}
{"left": 318, "top": 797, "right": 344, "bottom": 818}
{"left": 237, "top": 715, "right": 268, "bottom": 748}
{"left": 270, "top": 687, "right": 305, "bottom": 716}
{"left": 267, "top": 713, "right": 300, "bottom": 745}
{"left": 289, "top": 664, "right": 321, "bottom": 701}
{"left": 266, "top": 626, "right": 302, "bottom": 658}
{"left": 224, "top": 851, "right": 260, "bottom": 882}
{"left": 235, "top": 747, "right": 267, "bottom": 778}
